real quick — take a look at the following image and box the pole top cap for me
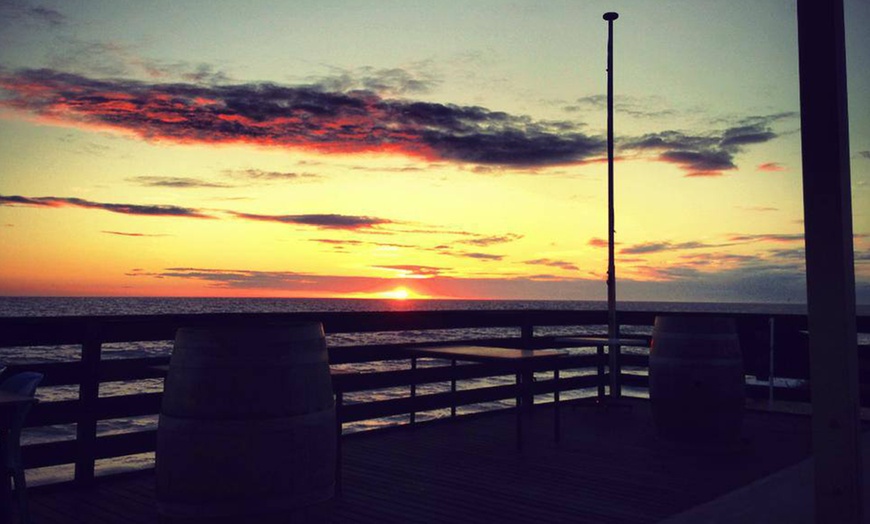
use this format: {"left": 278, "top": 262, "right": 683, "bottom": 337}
{"left": 603, "top": 12, "right": 619, "bottom": 21}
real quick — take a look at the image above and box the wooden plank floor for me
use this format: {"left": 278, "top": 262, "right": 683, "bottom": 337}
{"left": 25, "top": 399, "right": 814, "bottom": 524}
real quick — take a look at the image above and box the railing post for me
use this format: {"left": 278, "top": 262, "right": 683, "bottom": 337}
{"left": 520, "top": 322, "right": 534, "bottom": 349}
{"left": 609, "top": 332, "right": 622, "bottom": 399}
{"left": 450, "top": 359, "right": 457, "bottom": 417}
{"left": 768, "top": 317, "right": 776, "bottom": 405}
{"left": 520, "top": 322, "right": 535, "bottom": 407}
{"left": 75, "top": 321, "right": 102, "bottom": 486}
{"left": 597, "top": 344, "right": 606, "bottom": 399}
{"left": 410, "top": 356, "right": 417, "bottom": 425}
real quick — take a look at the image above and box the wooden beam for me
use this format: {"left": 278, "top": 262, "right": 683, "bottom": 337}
{"left": 796, "top": 0, "right": 862, "bottom": 522}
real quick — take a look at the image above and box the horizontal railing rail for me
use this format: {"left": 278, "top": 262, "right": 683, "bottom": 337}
{"left": 0, "top": 309, "right": 867, "bottom": 487}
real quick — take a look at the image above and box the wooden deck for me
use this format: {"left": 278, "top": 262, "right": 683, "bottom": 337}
{"left": 25, "top": 398, "right": 815, "bottom": 524}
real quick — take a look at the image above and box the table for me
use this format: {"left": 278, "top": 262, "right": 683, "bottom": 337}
{"left": 403, "top": 345, "right": 568, "bottom": 451}
{"left": 555, "top": 337, "right": 648, "bottom": 398}
{"left": 0, "top": 391, "right": 38, "bottom": 524}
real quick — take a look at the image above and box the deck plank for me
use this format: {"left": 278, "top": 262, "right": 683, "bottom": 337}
{"left": 25, "top": 399, "right": 814, "bottom": 524}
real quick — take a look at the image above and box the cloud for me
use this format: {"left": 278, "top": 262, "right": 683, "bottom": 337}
{"left": 228, "top": 211, "right": 393, "bottom": 230}
{"left": 568, "top": 94, "right": 676, "bottom": 120}
{"left": 523, "top": 258, "right": 579, "bottom": 271}
{"left": 427, "top": 243, "right": 505, "bottom": 261}
{"left": 859, "top": 151, "right": 870, "bottom": 160}
{"left": 659, "top": 150, "right": 735, "bottom": 176}
{"left": 458, "top": 252, "right": 504, "bottom": 261}
{"left": 0, "top": 194, "right": 214, "bottom": 218}
{"left": 225, "top": 168, "right": 321, "bottom": 181}
{"left": 739, "top": 206, "right": 779, "bottom": 212}
{"left": 0, "top": 68, "right": 605, "bottom": 168}
{"left": 0, "top": 2, "right": 66, "bottom": 27}
{"left": 619, "top": 241, "right": 713, "bottom": 255}
{"left": 727, "top": 233, "right": 804, "bottom": 243}
{"left": 102, "top": 231, "right": 168, "bottom": 237}
{"left": 457, "top": 233, "right": 523, "bottom": 247}
{"left": 623, "top": 115, "right": 792, "bottom": 176}
{"left": 372, "top": 265, "right": 445, "bottom": 277}
{"left": 588, "top": 237, "right": 610, "bottom": 248}
{"left": 127, "top": 267, "right": 312, "bottom": 288}
{"left": 757, "top": 162, "right": 786, "bottom": 172}
{"left": 128, "top": 176, "right": 233, "bottom": 188}
{"left": 312, "top": 64, "right": 440, "bottom": 97}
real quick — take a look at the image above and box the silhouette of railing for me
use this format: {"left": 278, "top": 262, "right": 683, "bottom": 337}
{"left": 0, "top": 309, "right": 867, "bottom": 487}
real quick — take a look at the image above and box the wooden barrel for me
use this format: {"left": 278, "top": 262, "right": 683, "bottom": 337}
{"left": 156, "top": 322, "right": 335, "bottom": 523}
{"left": 649, "top": 315, "right": 744, "bottom": 443}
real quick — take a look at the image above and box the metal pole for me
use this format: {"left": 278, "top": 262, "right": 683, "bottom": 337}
{"left": 604, "top": 11, "right": 620, "bottom": 397}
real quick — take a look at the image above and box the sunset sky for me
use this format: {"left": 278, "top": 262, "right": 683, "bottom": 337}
{"left": 1, "top": 0, "right": 868, "bottom": 303}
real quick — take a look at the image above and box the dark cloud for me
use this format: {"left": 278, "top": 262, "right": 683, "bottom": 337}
{"left": 588, "top": 237, "right": 609, "bottom": 248}
{"left": 102, "top": 231, "right": 168, "bottom": 237}
{"left": 620, "top": 241, "right": 713, "bottom": 255}
{"left": 0, "top": 194, "right": 214, "bottom": 218}
{"left": 0, "top": 68, "right": 605, "bottom": 168}
{"left": 0, "top": 2, "right": 66, "bottom": 27}
{"left": 769, "top": 248, "right": 806, "bottom": 260}
{"left": 457, "top": 233, "right": 523, "bottom": 247}
{"left": 719, "top": 125, "right": 776, "bottom": 148}
{"left": 728, "top": 233, "right": 804, "bottom": 243}
{"left": 428, "top": 244, "right": 504, "bottom": 261}
{"left": 623, "top": 116, "right": 791, "bottom": 176}
{"left": 128, "top": 267, "right": 311, "bottom": 289}
{"left": 312, "top": 239, "right": 365, "bottom": 246}
{"left": 128, "top": 176, "right": 233, "bottom": 188}
{"left": 26, "top": 5, "right": 65, "bottom": 25}
{"left": 524, "top": 258, "right": 579, "bottom": 271}
{"left": 460, "top": 252, "right": 504, "bottom": 261}
{"left": 229, "top": 211, "right": 392, "bottom": 230}
{"left": 859, "top": 151, "right": 870, "bottom": 160}
{"left": 659, "top": 150, "right": 735, "bottom": 176}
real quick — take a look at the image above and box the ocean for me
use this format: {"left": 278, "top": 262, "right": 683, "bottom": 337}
{"left": 0, "top": 297, "right": 838, "bottom": 484}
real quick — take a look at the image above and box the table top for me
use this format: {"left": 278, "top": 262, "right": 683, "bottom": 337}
{"left": 555, "top": 336, "right": 649, "bottom": 347}
{"left": 405, "top": 345, "right": 568, "bottom": 362}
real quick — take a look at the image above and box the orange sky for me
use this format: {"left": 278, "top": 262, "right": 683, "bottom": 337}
{"left": 1, "top": 1, "right": 868, "bottom": 303}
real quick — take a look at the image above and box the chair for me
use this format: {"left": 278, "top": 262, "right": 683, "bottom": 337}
{"left": 1, "top": 372, "right": 43, "bottom": 524}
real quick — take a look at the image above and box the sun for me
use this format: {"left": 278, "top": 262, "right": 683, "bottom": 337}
{"left": 382, "top": 287, "right": 411, "bottom": 300}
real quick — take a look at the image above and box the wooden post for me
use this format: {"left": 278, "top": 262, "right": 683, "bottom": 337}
{"left": 520, "top": 323, "right": 534, "bottom": 349}
{"left": 75, "top": 321, "right": 102, "bottom": 486}
{"left": 520, "top": 322, "right": 535, "bottom": 407}
{"left": 410, "top": 356, "right": 417, "bottom": 425}
{"left": 597, "top": 344, "right": 606, "bottom": 399}
{"left": 796, "top": 0, "right": 862, "bottom": 521}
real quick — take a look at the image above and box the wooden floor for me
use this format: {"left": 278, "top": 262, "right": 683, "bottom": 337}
{"left": 25, "top": 399, "right": 814, "bottom": 524}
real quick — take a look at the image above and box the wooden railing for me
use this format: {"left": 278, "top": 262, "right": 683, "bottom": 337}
{"left": 1, "top": 309, "right": 868, "bottom": 486}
